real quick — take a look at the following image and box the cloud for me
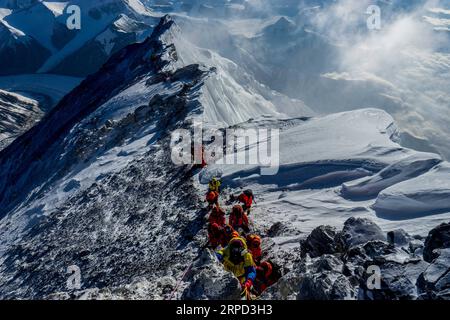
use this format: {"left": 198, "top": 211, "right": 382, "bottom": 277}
{"left": 305, "top": 0, "right": 450, "bottom": 159}
{"left": 175, "top": 0, "right": 450, "bottom": 158}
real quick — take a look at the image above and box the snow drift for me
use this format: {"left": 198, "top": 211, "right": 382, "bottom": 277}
{"left": 374, "top": 163, "right": 450, "bottom": 219}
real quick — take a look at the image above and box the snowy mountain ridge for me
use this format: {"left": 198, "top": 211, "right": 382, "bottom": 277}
{"left": 0, "top": 0, "right": 161, "bottom": 76}
{"left": 0, "top": 14, "right": 208, "bottom": 298}
{"left": 0, "top": 14, "right": 449, "bottom": 300}
{"left": 169, "top": 1, "right": 450, "bottom": 161}
{"left": 0, "top": 15, "right": 312, "bottom": 298}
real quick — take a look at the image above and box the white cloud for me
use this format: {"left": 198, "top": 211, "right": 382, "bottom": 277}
{"left": 307, "top": 0, "right": 450, "bottom": 159}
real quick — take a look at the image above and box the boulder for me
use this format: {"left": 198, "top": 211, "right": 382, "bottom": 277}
{"left": 301, "top": 225, "right": 340, "bottom": 258}
{"left": 259, "top": 220, "right": 449, "bottom": 301}
{"left": 260, "top": 255, "right": 356, "bottom": 300}
{"left": 409, "top": 239, "right": 424, "bottom": 256}
{"left": 343, "top": 240, "right": 399, "bottom": 285}
{"left": 387, "top": 229, "right": 411, "bottom": 247}
{"left": 181, "top": 250, "right": 241, "bottom": 300}
{"left": 359, "top": 259, "right": 429, "bottom": 300}
{"left": 360, "top": 240, "right": 398, "bottom": 261}
{"left": 267, "top": 222, "right": 289, "bottom": 237}
{"left": 339, "top": 217, "right": 386, "bottom": 249}
{"left": 343, "top": 238, "right": 425, "bottom": 297}
{"left": 259, "top": 264, "right": 305, "bottom": 300}
{"left": 423, "top": 222, "right": 450, "bottom": 263}
{"left": 297, "top": 255, "right": 355, "bottom": 300}
{"left": 418, "top": 248, "right": 450, "bottom": 299}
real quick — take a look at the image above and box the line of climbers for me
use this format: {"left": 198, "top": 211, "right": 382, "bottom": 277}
{"left": 205, "top": 178, "right": 278, "bottom": 300}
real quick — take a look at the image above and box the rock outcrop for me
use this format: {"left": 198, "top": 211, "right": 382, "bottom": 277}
{"left": 417, "top": 223, "right": 450, "bottom": 299}
{"left": 423, "top": 222, "right": 450, "bottom": 263}
{"left": 182, "top": 250, "right": 241, "bottom": 300}
{"left": 261, "top": 217, "right": 449, "bottom": 300}
{"left": 300, "top": 225, "right": 341, "bottom": 258}
{"left": 339, "top": 217, "right": 386, "bottom": 250}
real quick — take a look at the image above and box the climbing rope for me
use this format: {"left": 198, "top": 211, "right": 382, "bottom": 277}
{"left": 167, "top": 260, "right": 194, "bottom": 301}
{"left": 241, "top": 286, "right": 252, "bottom": 301}
{"left": 167, "top": 242, "right": 209, "bottom": 300}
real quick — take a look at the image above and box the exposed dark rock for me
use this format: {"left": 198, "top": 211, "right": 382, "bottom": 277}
{"left": 300, "top": 225, "right": 341, "bottom": 258}
{"left": 263, "top": 241, "right": 301, "bottom": 276}
{"left": 339, "top": 217, "right": 386, "bottom": 249}
{"left": 0, "top": 90, "right": 42, "bottom": 151}
{"left": 423, "top": 222, "right": 450, "bottom": 263}
{"left": 0, "top": 16, "right": 210, "bottom": 299}
{"left": 171, "top": 64, "right": 205, "bottom": 82}
{"left": 260, "top": 218, "right": 446, "bottom": 301}
{"left": 261, "top": 255, "right": 356, "bottom": 300}
{"left": 409, "top": 239, "right": 425, "bottom": 256}
{"left": 359, "top": 259, "right": 429, "bottom": 300}
{"left": 418, "top": 248, "right": 450, "bottom": 300}
{"left": 267, "top": 222, "right": 290, "bottom": 237}
{"left": 181, "top": 250, "right": 241, "bottom": 300}
{"left": 297, "top": 272, "right": 355, "bottom": 300}
{"left": 359, "top": 240, "right": 396, "bottom": 260}
{"left": 387, "top": 229, "right": 411, "bottom": 247}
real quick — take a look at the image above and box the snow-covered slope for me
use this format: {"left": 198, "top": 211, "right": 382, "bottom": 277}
{"left": 168, "top": 1, "right": 450, "bottom": 162}
{"left": 0, "top": 13, "right": 448, "bottom": 300}
{"left": 201, "top": 108, "right": 450, "bottom": 237}
{"left": 0, "top": 89, "right": 41, "bottom": 151}
{"left": 0, "top": 0, "right": 160, "bottom": 76}
{"left": 342, "top": 153, "right": 443, "bottom": 199}
{"left": 374, "top": 162, "right": 450, "bottom": 218}
{"left": 0, "top": 15, "right": 308, "bottom": 299}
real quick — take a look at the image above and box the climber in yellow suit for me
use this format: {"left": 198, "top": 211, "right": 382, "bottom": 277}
{"left": 208, "top": 177, "right": 221, "bottom": 193}
{"left": 216, "top": 236, "right": 256, "bottom": 299}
